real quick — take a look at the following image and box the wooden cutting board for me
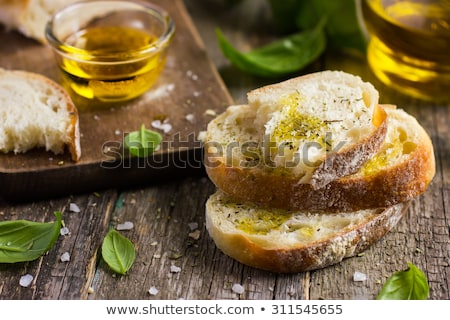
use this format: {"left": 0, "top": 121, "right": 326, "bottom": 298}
{"left": 0, "top": 0, "right": 233, "bottom": 201}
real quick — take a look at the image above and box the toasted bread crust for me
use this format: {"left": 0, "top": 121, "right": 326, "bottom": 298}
{"left": 310, "top": 105, "right": 388, "bottom": 189}
{"left": 243, "top": 71, "right": 387, "bottom": 189}
{"left": 206, "top": 140, "right": 433, "bottom": 212}
{"left": 205, "top": 191, "right": 410, "bottom": 273}
{"left": 205, "top": 106, "right": 434, "bottom": 212}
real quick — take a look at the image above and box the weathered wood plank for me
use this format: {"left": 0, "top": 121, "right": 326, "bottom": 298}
{"left": 0, "top": 0, "right": 448, "bottom": 301}
{"left": 0, "top": 190, "right": 117, "bottom": 299}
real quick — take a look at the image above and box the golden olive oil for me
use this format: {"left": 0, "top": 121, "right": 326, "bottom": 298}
{"left": 361, "top": 0, "right": 450, "bottom": 102}
{"left": 59, "top": 26, "right": 167, "bottom": 102}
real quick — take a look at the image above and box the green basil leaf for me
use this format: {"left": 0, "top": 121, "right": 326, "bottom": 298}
{"left": 216, "top": 19, "right": 326, "bottom": 78}
{"left": 124, "top": 124, "right": 162, "bottom": 158}
{"left": 0, "top": 212, "right": 62, "bottom": 263}
{"left": 377, "top": 262, "right": 430, "bottom": 300}
{"left": 296, "top": 0, "right": 367, "bottom": 53}
{"left": 101, "top": 229, "right": 135, "bottom": 275}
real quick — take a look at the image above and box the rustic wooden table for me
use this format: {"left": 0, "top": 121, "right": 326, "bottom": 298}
{"left": 0, "top": 0, "right": 448, "bottom": 300}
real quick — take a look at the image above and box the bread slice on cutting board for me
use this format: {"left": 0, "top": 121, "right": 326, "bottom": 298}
{"left": 0, "top": 68, "right": 81, "bottom": 161}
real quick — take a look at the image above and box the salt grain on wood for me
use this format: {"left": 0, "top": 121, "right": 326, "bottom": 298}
{"left": 19, "top": 274, "right": 33, "bottom": 287}
{"left": 231, "top": 283, "right": 244, "bottom": 294}
{"left": 61, "top": 252, "right": 71, "bottom": 262}
{"left": 69, "top": 203, "right": 81, "bottom": 213}
{"left": 60, "top": 226, "right": 70, "bottom": 236}
{"left": 148, "top": 286, "right": 159, "bottom": 296}
{"left": 188, "top": 222, "right": 198, "bottom": 231}
{"left": 170, "top": 265, "right": 181, "bottom": 273}
{"left": 353, "top": 271, "right": 367, "bottom": 282}
{"left": 116, "top": 221, "right": 134, "bottom": 231}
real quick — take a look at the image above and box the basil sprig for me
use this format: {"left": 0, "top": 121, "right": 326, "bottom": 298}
{"left": 216, "top": 19, "right": 326, "bottom": 77}
{"left": 0, "top": 212, "right": 62, "bottom": 263}
{"left": 377, "top": 262, "right": 430, "bottom": 300}
{"left": 101, "top": 229, "right": 135, "bottom": 275}
{"left": 217, "top": 0, "right": 366, "bottom": 77}
{"left": 124, "top": 124, "right": 162, "bottom": 158}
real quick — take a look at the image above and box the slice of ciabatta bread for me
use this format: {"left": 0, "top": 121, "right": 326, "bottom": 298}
{"left": 205, "top": 71, "right": 388, "bottom": 190}
{"left": 205, "top": 105, "right": 434, "bottom": 212}
{"left": 0, "top": 0, "right": 77, "bottom": 43}
{"left": 205, "top": 190, "right": 410, "bottom": 273}
{"left": 0, "top": 68, "right": 81, "bottom": 161}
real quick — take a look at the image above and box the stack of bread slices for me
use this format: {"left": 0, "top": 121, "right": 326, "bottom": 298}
{"left": 204, "top": 70, "right": 435, "bottom": 273}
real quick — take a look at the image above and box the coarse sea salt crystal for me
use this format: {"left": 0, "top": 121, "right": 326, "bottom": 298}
{"left": 61, "top": 252, "right": 71, "bottom": 262}
{"left": 116, "top": 221, "right": 134, "bottom": 231}
{"left": 170, "top": 265, "right": 181, "bottom": 273}
{"left": 151, "top": 120, "right": 172, "bottom": 133}
{"left": 231, "top": 283, "right": 245, "bottom": 294}
{"left": 185, "top": 113, "right": 195, "bottom": 123}
{"left": 188, "top": 222, "right": 198, "bottom": 231}
{"left": 353, "top": 271, "right": 367, "bottom": 282}
{"left": 60, "top": 226, "right": 70, "bottom": 236}
{"left": 69, "top": 203, "right": 81, "bottom": 213}
{"left": 148, "top": 286, "right": 159, "bottom": 296}
{"left": 19, "top": 274, "right": 33, "bottom": 287}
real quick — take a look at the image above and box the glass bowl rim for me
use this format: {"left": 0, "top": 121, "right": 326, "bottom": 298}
{"left": 45, "top": 0, "right": 175, "bottom": 61}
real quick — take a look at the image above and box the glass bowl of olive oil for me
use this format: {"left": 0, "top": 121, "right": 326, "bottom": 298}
{"left": 46, "top": 0, "right": 175, "bottom": 103}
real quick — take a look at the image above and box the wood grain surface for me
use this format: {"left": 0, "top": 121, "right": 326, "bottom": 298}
{"left": 0, "top": 0, "right": 448, "bottom": 300}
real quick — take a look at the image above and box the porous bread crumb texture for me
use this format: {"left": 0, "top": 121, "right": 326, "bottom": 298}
{"left": 208, "top": 190, "right": 377, "bottom": 249}
{"left": 0, "top": 70, "right": 73, "bottom": 155}
{"left": 205, "top": 71, "right": 381, "bottom": 180}
{"left": 205, "top": 190, "right": 409, "bottom": 272}
{"left": 358, "top": 108, "right": 420, "bottom": 176}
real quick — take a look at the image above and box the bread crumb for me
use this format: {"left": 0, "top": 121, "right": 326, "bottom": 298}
{"left": 231, "top": 283, "right": 245, "bottom": 294}
{"left": 204, "top": 109, "right": 217, "bottom": 117}
{"left": 87, "top": 287, "right": 94, "bottom": 294}
{"left": 188, "top": 229, "right": 201, "bottom": 240}
{"left": 197, "top": 131, "right": 206, "bottom": 142}
{"left": 148, "top": 286, "right": 159, "bottom": 296}
{"left": 353, "top": 271, "right": 367, "bottom": 282}
{"left": 19, "top": 274, "right": 33, "bottom": 287}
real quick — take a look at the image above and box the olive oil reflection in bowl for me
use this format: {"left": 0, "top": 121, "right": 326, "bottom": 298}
{"left": 361, "top": 0, "right": 450, "bottom": 102}
{"left": 46, "top": 1, "right": 175, "bottom": 103}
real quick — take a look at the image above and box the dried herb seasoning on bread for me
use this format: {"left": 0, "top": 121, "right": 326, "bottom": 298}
{"left": 204, "top": 70, "right": 435, "bottom": 273}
